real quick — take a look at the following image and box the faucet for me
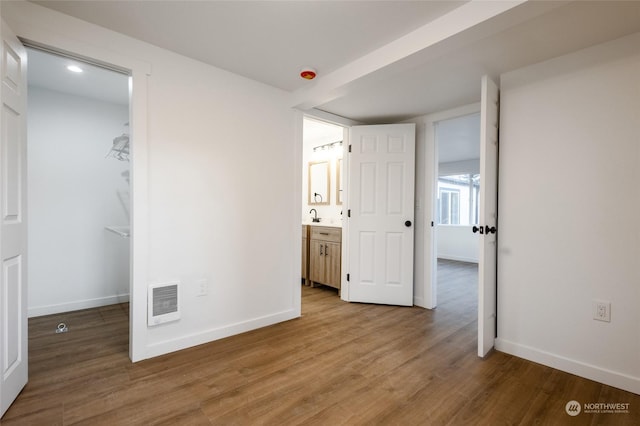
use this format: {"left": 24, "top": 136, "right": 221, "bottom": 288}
{"left": 309, "top": 209, "right": 320, "bottom": 223}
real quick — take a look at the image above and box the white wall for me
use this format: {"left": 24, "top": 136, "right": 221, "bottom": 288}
{"left": 27, "top": 86, "right": 130, "bottom": 317}
{"left": 436, "top": 226, "right": 478, "bottom": 263}
{"left": 436, "top": 159, "right": 480, "bottom": 262}
{"left": 496, "top": 33, "right": 640, "bottom": 394}
{"left": 4, "top": 1, "right": 299, "bottom": 361}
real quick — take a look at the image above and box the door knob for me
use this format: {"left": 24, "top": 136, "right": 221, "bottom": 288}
{"left": 405, "top": 220, "right": 412, "bottom": 227}
{"left": 472, "top": 225, "right": 482, "bottom": 234}
{"left": 485, "top": 226, "right": 496, "bottom": 234}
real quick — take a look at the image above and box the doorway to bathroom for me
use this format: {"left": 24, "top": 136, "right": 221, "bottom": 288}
{"left": 26, "top": 47, "right": 131, "bottom": 338}
{"left": 301, "top": 117, "right": 346, "bottom": 299}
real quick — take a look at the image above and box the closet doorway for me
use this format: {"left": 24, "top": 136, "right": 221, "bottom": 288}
{"left": 26, "top": 47, "right": 131, "bottom": 340}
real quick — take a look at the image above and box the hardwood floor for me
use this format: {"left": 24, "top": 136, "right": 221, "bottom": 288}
{"left": 436, "top": 258, "right": 478, "bottom": 313}
{"left": 2, "top": 263, "right": 639, "bottom": 425}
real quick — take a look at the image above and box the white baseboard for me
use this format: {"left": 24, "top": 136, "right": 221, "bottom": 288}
{"left": 495, "top": 338, "right": 640, "bottom": 395}
{"left": 141, "top": 308, "right": 300, "bottom": 361}
{"left": 28, "top": 293, "right": 130, "bottom": 318}
{"left": 412, "top": 296, "right": 436, "bottom": 309}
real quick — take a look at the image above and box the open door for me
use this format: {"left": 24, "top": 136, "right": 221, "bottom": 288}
{"left": 477, "top": 75, "right": 499, "bottom": 357}
{"left": 0, "top": 21, "right": 28, "bottom": 417}
{"left": 346, "top": 124, "right": 415, "bottom": 306}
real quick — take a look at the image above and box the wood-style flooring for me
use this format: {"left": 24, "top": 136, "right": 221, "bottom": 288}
{"left": 2, "top": 260, "right": 639, "bottom": 425}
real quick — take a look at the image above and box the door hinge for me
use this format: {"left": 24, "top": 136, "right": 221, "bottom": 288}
{"left": 346, "top": 273, "right": 350, "bottom": 282}
{"left": 348, "top": 144, "right": 352, "bottom": 153}
{"left": 347, "top": 209, "right": 351, "bottom": 217}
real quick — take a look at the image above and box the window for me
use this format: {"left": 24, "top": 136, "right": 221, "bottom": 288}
{"left": 439, "top": 189, "right": 460, "bottom": 224}
{"left": 437, "top": 174, "right": 480, "bottom": 225}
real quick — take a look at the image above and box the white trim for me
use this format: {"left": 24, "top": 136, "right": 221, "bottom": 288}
{"left": 300, "top": 111, "right": 351, "bottom": 302}
{"left": 422, "top": 103, "right": 481, "bottom": 309}
{"left": 422, "top": 120, "right": 437, "bottom": 309}
{"left": 413, "top": 296, "right": 424, "bottom": 307}
{"left": 28, "top": 294, "right": 130, "bottom": 318}
{"left": 304, "top": 108, "right": 362, "bottom": 127}
{"left": 496, "top": 338, "right": 640, "bottom": 395}
{"left": 128, "top": 68, "right": 149, "bottom": 362}
{"left": 292, "top": 110, "right": 304, "bottom": 317}
{"left": 143, "top": 309, "right": 299, "bottom": 360}
{"left": 340, "top": 125, "right": 349, "bottom": 302}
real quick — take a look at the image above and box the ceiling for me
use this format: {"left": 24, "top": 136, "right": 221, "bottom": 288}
{"left": 27, "top": 47, "right": 129, "bottom": 105}
{"left": 31, "top": 0, "right": 466, "bottom": 93}
{"left": 437, "top": 113, "right": 480, "bottom": 164}
{"left": 29, "top": 1, "right": 640, "bottom": 123}
{"left": 303, "top": 118, "right": 343, "bottom": 147}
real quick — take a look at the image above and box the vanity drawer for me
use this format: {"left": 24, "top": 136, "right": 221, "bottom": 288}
{"left": 310, "top": 226, "right": 341, "bottom": 243}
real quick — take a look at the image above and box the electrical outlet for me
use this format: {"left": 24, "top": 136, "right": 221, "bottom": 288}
{"left": 196, "top": 279, "right": 208, "bottom": 297}
{"left": 592, "top": 300, "right": 611, "bottom": 322}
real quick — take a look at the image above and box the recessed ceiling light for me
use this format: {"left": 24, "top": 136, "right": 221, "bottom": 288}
{"left": 66, "top": 65, "right": 83, "bottom": 73}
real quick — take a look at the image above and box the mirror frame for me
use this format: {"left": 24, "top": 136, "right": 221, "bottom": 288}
{"left": 308, "top": 160, "right": 330, "bottom": 205}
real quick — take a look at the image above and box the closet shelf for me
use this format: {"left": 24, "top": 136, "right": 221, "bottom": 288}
{"left": 105, "top": 226, "right": 130, "bottom": 238}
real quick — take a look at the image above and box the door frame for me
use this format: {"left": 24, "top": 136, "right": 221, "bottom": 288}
{"left": 6, "top": 22, "right": 151, "bottom": 361}
{"left": 300, "top": 109, "right": 359, "bottom": 302}
{"left": 422, "top": 103, "right": 480, "bottom": 309}
{"left": 423, "top": 91, "right": 499, "bottom": 357}
{"left": 24, "top": 43, "right": 132, "bottom": 318}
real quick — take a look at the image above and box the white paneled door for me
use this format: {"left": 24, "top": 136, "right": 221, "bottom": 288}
{"left": 347, "top": 124, "right": 415, "bottom": 306}
{"left": 0, "top": 21, "right": 28, "bottom": 417}
{"left": 478, "top": 75, "right": 499, "bottom": 357}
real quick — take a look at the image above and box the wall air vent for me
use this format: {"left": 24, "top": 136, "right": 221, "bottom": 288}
{"left": 147, "top": 282, "right": 180, "bottom": 326}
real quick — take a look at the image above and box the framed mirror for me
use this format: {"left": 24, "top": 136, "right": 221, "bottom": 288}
{"left": 336, "top": 158, "right": 343, "bottom": 205}
{"left": 308, "top": 161, "right": 330, "bottom": 205}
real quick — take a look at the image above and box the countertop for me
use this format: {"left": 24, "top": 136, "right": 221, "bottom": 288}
{"left": 302, "top": 222, "right": 342, "bottom": 228}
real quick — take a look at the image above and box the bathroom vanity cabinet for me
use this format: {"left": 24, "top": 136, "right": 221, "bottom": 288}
{"left": 308, "top": 226, "right": 341, "bottom": 292}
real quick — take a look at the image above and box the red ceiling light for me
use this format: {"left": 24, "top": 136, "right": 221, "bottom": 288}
{"left": 300, "top": 68, "right": 317, "bottom": 80}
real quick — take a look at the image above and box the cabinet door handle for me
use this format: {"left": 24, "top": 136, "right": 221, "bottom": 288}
{"left": 325, "top": 244, "right": 329, "bottom": 256}
{"left": 320, "top": 244, "right": 323, "bottom": 255}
